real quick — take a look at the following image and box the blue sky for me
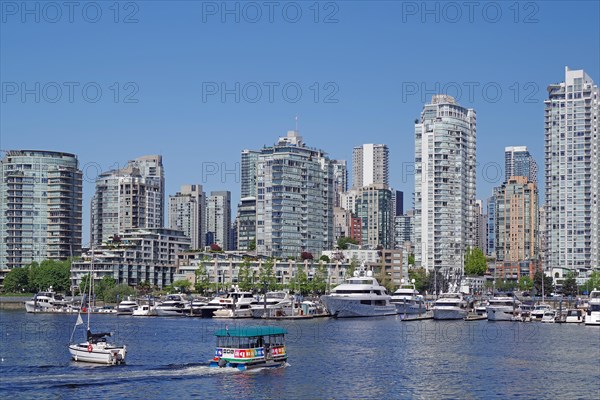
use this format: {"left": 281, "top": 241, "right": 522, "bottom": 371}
{"left": 1, "top": 1, "right": 599, "bottom": 245}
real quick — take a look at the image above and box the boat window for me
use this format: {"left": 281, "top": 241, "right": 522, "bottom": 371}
{"left": 590, "top": 304, "right": 600, "bottom": 312}
{"left": 374, "top": 300, "right": 387, "bottom": 306}
{"left": 360, "top": 300, "right": 371, "bottom": 305}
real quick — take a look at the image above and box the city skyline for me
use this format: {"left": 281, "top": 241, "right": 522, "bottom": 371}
{"left": 2, "top": 2, "right": 598, "bottom": 246}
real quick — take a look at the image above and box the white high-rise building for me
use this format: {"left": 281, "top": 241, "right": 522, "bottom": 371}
{"left": 254, "top": 131, "right": 334, "bottom": 258}
{"left": 544, "top": 67, "right": 599, "bottom": 274}
{"left": 206, "top": 191, "right": 231, "bottom": 250}
{"left": 414, "top": 95, "right": 477, "bottom": 277}
{"left": 352, "top": 144, "right": 389, "bottom": 189}
{"left": 91, "top": 155, "right": 164, "bottom": 245}
{"left": 0, "top": 150, "right": 83, "bottom": 269}
{"left": 168, "top": 184, "right": 205, "bottom": 250}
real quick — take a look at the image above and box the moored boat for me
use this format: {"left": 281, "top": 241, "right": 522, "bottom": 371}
{"left": 320, "top": 268, "right": 396, "bottom": 318}
{"left": 25, "top": 288, "right": 73, "bottom": 313}
{"left": 486, "top": 296, "right": 521, "bottom": 321}
{"left": 584, "top": 289, "right": 600, "bottom": 326}
{"left": 390, "top": 279, "right": 427, "bottom": 315}
{"left": 564, "top": 308, "right": 584, "bottom": 323}
{"left": 116, "top": 297, "right": 139, "bottom": 315}
{"left": 209, "top": 326, "right": 287, "bottom": 371}
{"left": 432, "top": 293, "right": 468, "bottom": 320}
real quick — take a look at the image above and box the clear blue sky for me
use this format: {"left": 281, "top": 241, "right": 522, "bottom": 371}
{"left": 1, "top": 1, "right": 599, "bottom": 245}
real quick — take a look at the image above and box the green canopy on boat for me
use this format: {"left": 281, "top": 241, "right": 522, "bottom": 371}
{"left": 214, "top": 326, "right": 287, "bottom": 337}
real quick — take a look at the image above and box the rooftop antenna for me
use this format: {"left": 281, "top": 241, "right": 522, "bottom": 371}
{"left": 295, "top": 115, "right": 299, "bottom": 132}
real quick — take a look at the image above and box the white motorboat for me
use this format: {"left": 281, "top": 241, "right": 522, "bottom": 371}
{"left": 564, "top": 309, "right": 584, "bottom": 323}
{"left": 132, "top": 304, "right": 157, "bottom": 316}
{"left": 390, "top": 279, "right": 426, "bottom": 315}
{"left": 251, "top": 291, "right": 293, "bottom": 318}
{"left": 320, "top": 269, "right": 396, "bottom": 318}
{"left": 68, "top": 249, "right": 127, "bottom": 365}
{"left": 584, "top": 289, "right": 600, "bottom": 326}
{"left": 486, "top": 296, "right": 521, "bottom": 321}
{"left": 155, "top": 294, "right": 190, "bottom": 317}
{"left": 530, "top": 303, "right": 552, "bottom": 321}
{"left": 201, "top": 286, "right": 257, "bottom": 318}
{"left": 432, "top": 293, "right": 468, "bottom": 320}
{"left": 116, "top": 297, "right": 139, "bottom": 315}
{"left": 541, "top": 310, "right": 557, "bottom": 323}
{"left": 25, "top": 288, "right": 72, "bottom": 313}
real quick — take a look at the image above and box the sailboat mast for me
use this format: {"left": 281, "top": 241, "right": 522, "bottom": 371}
{"left": 87, "top": 245, "right": 93, "bottom": 331}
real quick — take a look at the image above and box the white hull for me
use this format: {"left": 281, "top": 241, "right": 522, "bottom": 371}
{"left": 69, "top": 343, "right": 126, "bottom": 365}
{"left": 393, "top": 302, "right": 427, "bottom": 315}
{"left": 213, "top": 308, "right": 253, "bottom": 318}
{"left": 155, "top": 307, "right": 189, "bottom": 317}
{"left": 486, "top": 306, "right": 516, "bottom": 321}
{"left": 433, "top": 308, "right": 468, "bottom": 320}
{"left": 132, "top": 306, "right": 157, "bottom": 316}
{"left": 584, "top": 312, "right": 600, "bottom": 326}
{"left": 321, "top": 297, "right": 397, "bottom": 318}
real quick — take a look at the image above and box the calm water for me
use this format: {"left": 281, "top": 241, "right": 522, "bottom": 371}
{"left": 1, "top": 310, "right": 599, "bottom": 399}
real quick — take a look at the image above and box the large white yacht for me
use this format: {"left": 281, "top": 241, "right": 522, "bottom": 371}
{"left": 25, "top": 287, "right": 72, "bottom": 313}
{"left": 116, "top": 297, "right": 139, "bottom": 315}
{"left": 432, "top": 293, "right": 468, "bottom": 320}
{"left": 584, "top": 289, "right": 600, "bottom": 326}
{"left": 320, "top": 270, "right": 396, "bottom": 318}
{"left": 390, "top": 279, "right": 426, "bottom": 315}
{"left": 200, "top": 286, "right": 257, "bottom": 318}
{"left": 250, "top": 291, "right": 293, "bottom": 318}
{"left": 486, "top": 296, "right": 521, "bottom": 321}
{"left": 155, "top": 294, "right": 190, "bottom": 317}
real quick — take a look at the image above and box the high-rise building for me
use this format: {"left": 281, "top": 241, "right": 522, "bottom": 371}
{"left": 394, "top": 211, "right": 414, "bottom": 251}
{"left": 91, "top": 155, "right": 164, "bottom": 245}
{"left": 254, "top": 131, "right": 334, "bottom": 258}
{"left": 0, "top": 150, "right": 82, "bottom": 269}
{"left": 475, "top": 200, "right": 487, "bottom": 253}
{"left": 355, "top": 184, "right": 393, "bottom": 249}
{"left": 414, "top": 95, "right": 477, "bottom": 276}
{"left": 236, "top": 196, "right": 256, "bottom": 251}
{"left": 505, "top": 146, "right": 538, "bottom": 183}
{"left": 168, "top": 184, "right": 205, "bottom": 250}
{"left": 393, "top": 190, "right": 404, "bottom": 216}
{"left": 486, "top": 191, "right": 498, "bottom": 257}
{"left": 544, "top": 67, "right": 598, "bottom": 274}
{"left": 494, "top": 176, "right": 539, "bottom": 279}
{"left": 332, "top": 160, "right": 348, "bottom": 208}
{"left": 352, "top": 144, "right": 389, "bottom": 189}
{"left": 206, "top": 191, "right": 231, "bottom": 250}
{"left": 241, "top": 149, "right": 260, "bottom": 198}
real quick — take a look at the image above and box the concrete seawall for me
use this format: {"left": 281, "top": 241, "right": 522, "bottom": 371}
{"left": 0, "top": 297, "right": 27, "bottom": 310}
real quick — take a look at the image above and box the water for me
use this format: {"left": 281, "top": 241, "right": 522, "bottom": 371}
{"left": 1, "top": 310, "right": 599, "bottom": 399}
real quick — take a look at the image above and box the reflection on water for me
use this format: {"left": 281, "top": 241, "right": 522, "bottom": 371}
{"left": 1, "top": 310, "right": 599, "bottom": 399}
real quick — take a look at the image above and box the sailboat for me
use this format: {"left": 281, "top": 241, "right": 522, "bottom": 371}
{"left": 68, "top": 248, "right": 127, "bottom": 365}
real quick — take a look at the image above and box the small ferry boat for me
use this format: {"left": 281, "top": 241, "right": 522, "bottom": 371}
{"left": 209, "top": 326, "right": 287, "bottom": 371}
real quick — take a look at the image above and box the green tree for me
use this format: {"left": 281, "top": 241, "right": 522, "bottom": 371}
{"left": 346, "top": 256, "right": 359, "bottom": 278}
{"left": 533, "top": 271, "right": 554, "bottom": 297}
{"left": 173, "top": 279, "right": 192, "bottom": 293}
{"left": 104, "top": 284, "right": 136, "bottom": 303}
{"left": 376, "top": 269, "right": 395, "bottom": 293}
{"left": 586, "top": 271, "right": 600, "bottom": 293}
{"left": 3, "top": 267, "right": 31, "bottom": 293}
{"left": 408, "top": 253, "right": 415, "bottom": 266}
{"left": 78, "top": 273, "right": 92, "bottom": 296}
{"left": 319, "top": 255, "right": 330, "bottom": 263}
{"left": 464, "top": 247, "right": 487, "bottom": 276}
{"left": 310, "top": 262, "right": 328, "bottom": 294}
{"left": 258, "top": 259, "right": 277, "bottom": 291}
{"left": 408, "top": 268, "right": 428, "bottom": 293}
{"left": 291, "top": 264, "right": 310, "bottom": 295}
{"left": 237, "top": 260, "right": 254, "bottom": 291}
{"left": 562, "top": 272, "right": 578, "bottom": 297}
{"left": 28, "top": 259, "right": 71, "bottom": 292}
{"left": 248, "top": 239, "right": 256, "bottom": 251}
{"left": 337, "top": 236, "right": 358, "bottom": 250}
{"left": 136, "top": 280, "right": 151, "bottom": 296}
{"left": 518, "top": 276, "right": 533, "bottom": 291}
{"left": 194, "top": 264, "right": 211, "bottom": 295}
